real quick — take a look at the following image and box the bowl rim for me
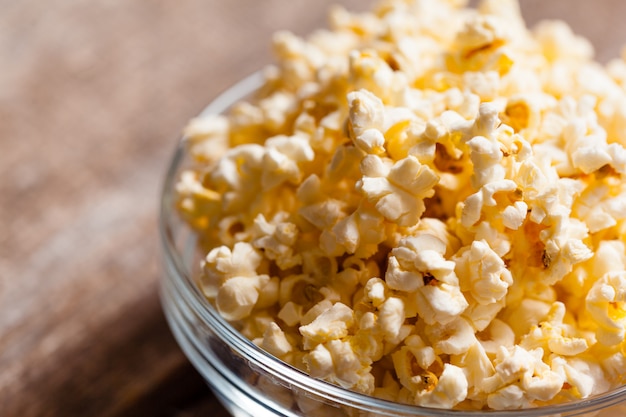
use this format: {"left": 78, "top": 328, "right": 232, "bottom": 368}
{"left": 159, "top": 71, "right": 626, "bottom": 416}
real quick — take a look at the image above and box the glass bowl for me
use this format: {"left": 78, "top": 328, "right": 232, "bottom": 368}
{"left": 159, "top": 71, "right": 626, "bottom": 417}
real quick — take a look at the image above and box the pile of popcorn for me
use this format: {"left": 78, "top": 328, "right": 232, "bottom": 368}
{"left": 176, "top": 0, "right": 626, "bottom": 410}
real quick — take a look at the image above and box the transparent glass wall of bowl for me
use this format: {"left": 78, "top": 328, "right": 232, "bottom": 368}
{"left": 158, "top": 73, "right": 626, "bottom": 417}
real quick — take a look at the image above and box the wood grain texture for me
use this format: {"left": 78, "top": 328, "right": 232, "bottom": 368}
{"left": 1, "top": 1, "right": 624, "bottom": 416}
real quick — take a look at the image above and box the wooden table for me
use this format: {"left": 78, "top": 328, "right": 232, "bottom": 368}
{"left": 1, "top": 1, "right": 625, "bottom": 416}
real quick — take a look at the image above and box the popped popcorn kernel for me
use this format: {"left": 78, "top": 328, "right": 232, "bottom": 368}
{"left": 585, "top": 271, "right": 626, "bottom": 346}
{"left": 357, "top": 154, "right": 439, "bottom": 226}
{"left": 262, "top": 322, "right": 294, "bottom": 358}
{"left": 300, "top": 302, "right": 355, "bottom": 349}
{"left": 175, "top": 0, "right": 626, "bottom": 410}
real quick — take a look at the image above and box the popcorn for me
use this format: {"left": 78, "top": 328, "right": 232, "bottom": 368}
{"left": 424, "top": 316, "right": 476, "bottom": 355}
{"left": 414, "top": 364, "right": 468, "bottom": 408}
{"left": 175, "top": 0, "right": 626, "bottom": 410}
{"left": 262, "top": 322, "right": 294, "bottom": 358}
{"left": 483, "top": 346, "right": 564, "bottom": 408}
{"left": 585, "top": 271, "right": 626, "bottom": 346}
{"left": 356, "top": 154, "right": 439, "bottom": 227}
{"left": 319, "top": 203, "right": 387, "bottom": 258}
{"left": 201, "top": 242, "right": 264, "bottom": 296}
{"left": 347, "top": 89, "right": 386, "bottom": 154}
{"left": 460, "top": 179, "right": 518, "bottom": 228}
{"left": 386, "top": 233, "right": 454, "bottom": 291}
{"left": 453, "top": 341, "right": 494, "bottom": 402}
{"left": 551, "top": 356, "right": 610, "bottom": 400}
{"left": 251, "top": 212, "right": 302, "bottom": 270}
{"left": 378, "top": 296, "right": 405, "bottom": 342}
{"left": 261, "top": 134, "right": 315, "bottom": 189}
{"left": 520, "top": 302, "right": 589, "bottom": 356}
{"left": 455, "top": 239, "right": 512, "bottom": 306}
{"left": 387, "top": 234, "right": 468, "bottom": 324}
{"left": 183, "top": 114, "right": 230, "bottom": 162}
{"left": 278, "top": 301, "right": 303, "bottom": 327}
{"left": 216, "top": 274, "right": 270, "bottom": 321}
{"left": 304, "top": 339, "right": 373, "bottom": 391}
{"left": 300, "top": 302, "right": 355, "bottom": 349}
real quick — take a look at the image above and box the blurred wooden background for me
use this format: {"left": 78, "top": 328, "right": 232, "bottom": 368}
{"left": 1, "top": 1, "right": 624, "bottom": 416}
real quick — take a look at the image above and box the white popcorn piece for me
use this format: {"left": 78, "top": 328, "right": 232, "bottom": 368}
{"left": 473, "top": 221, "right": 511, "bottom": 258}
{"left": 278, "top": 274, "right": 317, "bottom": 308}
{"left": 463, "top": 71, "right": 500, "bottom": 102}
{"left": 468, "top": 134, "right": 505, "bottom": 189}
{"left": 412, "top": 283, "right": 469, "bottom": 326}
{"left": 304, "top": 342, "right": 334, "bottom": 380}
{"left": 184, "top": 114, "right": 229, "bottom": 141}
{"left": 278, "top": 301, "right": 303, "bottom": 327}
{"left": 351, "top": 312, "right": 385, "bottom": 363}
{"left": 201, "top": 242, "right": 264, "bottom": 297}
{"left": 262, "top": 134, "right": 315, "bottom": 189}
{"left": 424, "top": 316, "right": 476, "bottom": 355}
{"left": 585, "top": 271, "right": 626, "bottom": 346}
{"left": 483, "top": 346, "right": 564, "bottom": 407}
{"left": 487, "top": 384, "right": 528, "bottom": 410}
{"left": 575, "top": 178, "right": 626, "bottom": 234}
{"left": 271, "top": 30, "right": 326, "bottom": 87}
{"left": 453, "top": 341, "right": 495, "bottom": 395}
{"left": 455, "top": 239, "right": 512, "bottom": 306}
{"left": 385, "top": 255, "right": 421, "bottom": 293}
{"left": 392, "top": 343, "right": 448, "bottom": 404}
{"left": 363, "top": 277, "right": 387, "bottom": 307}
{"left": 378, "top": 297, "right": 405, "bottom": 342}
{"left": 391, "top": 335, "right": 440, "bottom": 382}
{"left": 256, "top": 276, "right": 280, "bottom": 310}
{"left": 551, "top": 356, "right": 609, "bottom": 400}
{"left": 216, "top": 274, "right": 270, "bottom": 321}
{"left": 386, "top": 233, "right": 457, "bottom": 292}
{"left": 520, "top": 302, "right": 589, "bottom": 357}
{"left": 357, "top": 154, "right": 439, "bottom": 226}
{"left": 454, "top": 14, "right": 507, "bottom": 57}
{"left": 461, "top": 179, "right": 518, "bottom": 227}
{"left": 463, "top": 297, "right": 506, "bottom": 332}
{"left": 533, "top": 20, "right": 593, "bottom": 62}
{"left": 417, "top": 109, "right": 473, "bottom": 164}
{"left": 504, "top": 298, "right": 553, "bottom": 338}
{"left": 349, "top": 49, "right": 402, "bottom": 104}
{"left": 320, "top": 204, "right": 387, "bottom": 258}
{"left": 601, "top": 352, "right": 626, "bottom": 387}
{"left": 251, "top": 213, "right": 302, "bottom": 270}
{"left": 258, "top": 91, "right": 299, "bottom": 132}
{"left": 211, "top": 144, "right": 265, "bottom": 191}
{"left": 348, "top": 89, "right": 386, "bottom": 154}
{"left": 304, "top": 339, "right": 373, "bottom": 392}
{"left": 300, "top": 301, "right": 334, "bottom": 329}
{"left": 592, "top": 240, "right": 626, "bottom": 278}
{"left": 175, "top": 170, "right": 222, "bottom": 229}
{"left": 262, "top": 322, "right": 294, "bottom": 358}
{"left": 477, "top": 318, "right": 516, "bottom": 355}
{"left": 414, "top": 364, "right": 468, "bottom": 408}
{"left": 501, "top": 201, "right": 527, "bottom": 230}
{"left": 300, "top": 302, "right": 355, "bottom": 349}
{"left": 387, "top": 233, "right": 468, "bottom": 325}
{"left": 183, "top": 114, "right": 230, "bottom": 162}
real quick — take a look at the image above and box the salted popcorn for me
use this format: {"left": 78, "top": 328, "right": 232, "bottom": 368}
{"left": 176, "top": 0, "right": 626, "bottom": 411}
